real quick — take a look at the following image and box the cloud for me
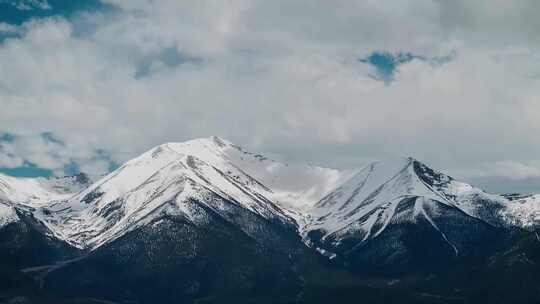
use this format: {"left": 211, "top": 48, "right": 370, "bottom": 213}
{"left": 462, "top": 160, "right": 540, "bottom": 194}
{"left": 0, "top": 132, "right": 117, "bottom": 177}
{"left": 463, "top": 161, "right": 540, "bottom": 181}
{"left": 0, "top": 1, "right": 539, "bottom": 191}
{"left": 0, "top": 22, "right": 19, "bottom": 33}
{"left": 1, "top": 0, "right": 51, "bottom": 11}
{"left": 436, "top": 0, "right": 540, "bottom": 48}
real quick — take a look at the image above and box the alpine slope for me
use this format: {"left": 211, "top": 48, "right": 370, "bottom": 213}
{"left": 1, "top": 137, "right": 539, "bottom": 256}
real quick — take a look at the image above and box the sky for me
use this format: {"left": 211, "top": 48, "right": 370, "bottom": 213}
{"left": 1, "top": 0, "right": 540, "bottom": 194}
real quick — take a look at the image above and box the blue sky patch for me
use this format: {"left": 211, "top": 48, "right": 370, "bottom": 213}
{"left": 0, "top": 0, "right": 110, "bottom": 25}
{"left": 359, "top": 51, "right": 417, "bottom": 83}
{"left": 359, "top": 51, "right": 455, "bottom": 84}
{"left": 0, "top": 160, "right": 53, "bottom": 177}
{"left": 0, "top": 0, "right": 116, "bottom": 43}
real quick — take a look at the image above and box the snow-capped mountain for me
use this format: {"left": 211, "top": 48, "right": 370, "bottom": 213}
{"left": 300, "top": 157, "right": 524, "bottom": 267}
{"left": 303, "top": 158, "right": 508, "bottom": 244}
{"left": 1, "top": 137, "right": 539, "bottom": 251}
{"left": 0, "top": 173, "right": 90, "bottom": 228}
{"left": 0, "top": 173, "right": 81, "bottom": 207}
{"left": 2, "top": 137, "right": 540, "bottom": 303}
{"left": 1, "top": 137, "right": 351, "bottom": 249}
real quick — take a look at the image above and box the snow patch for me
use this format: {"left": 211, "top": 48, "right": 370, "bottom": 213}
{"left": 0, "top": 203, "right": 18, "bottom": 228}
{"left": 502, "top": 194, "right": 540, "bottom": 229}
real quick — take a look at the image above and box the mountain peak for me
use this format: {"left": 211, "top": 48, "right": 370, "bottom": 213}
{"left": 153, "top": 136, "right": 237, "bottom": 160}
{"left": 166, "top": 136, "right": 233, "bottom": 149}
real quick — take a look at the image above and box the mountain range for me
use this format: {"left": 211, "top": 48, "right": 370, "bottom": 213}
{"left": 1, "top": 137, "right": 539, "bottom": 303}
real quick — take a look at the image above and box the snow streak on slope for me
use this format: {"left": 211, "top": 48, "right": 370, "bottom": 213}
{"left": 414, "top": 197, "right": 459, "bottom": 256}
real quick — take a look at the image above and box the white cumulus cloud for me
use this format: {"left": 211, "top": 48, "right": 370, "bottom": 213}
{"left": 0, "top": 1, "right": 539, "bottom": 191}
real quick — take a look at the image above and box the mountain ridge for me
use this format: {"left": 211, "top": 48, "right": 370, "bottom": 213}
{"left": 2, "top": 137, "right": 540, "bottom": 303}
{"left": 1, "top": 137, "right": 539, "bottom": 252}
